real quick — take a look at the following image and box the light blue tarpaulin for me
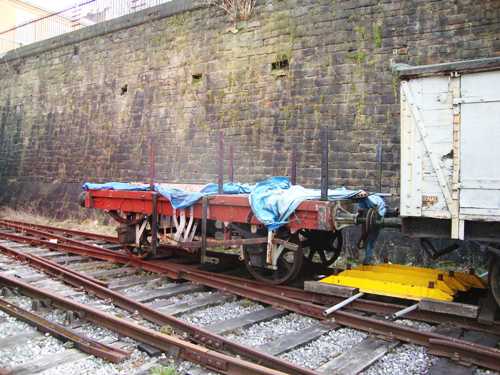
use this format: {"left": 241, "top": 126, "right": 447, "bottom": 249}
{"left": 82, "top": 182, "right": 253, "bottom": 209}
{"left": 82, "top": 177, "right": 385, "bottom": 230}
{"left": 200, "top": 182, "right": 253, "bottom": 195}
{"left": 155, "top": 183, "right": 252, "bottom": 208}
{"left": 82, "top": 182, "right": 150, "bottom": 191}
{"left": 249, "top": 177, "right": 385, "bottom": 230}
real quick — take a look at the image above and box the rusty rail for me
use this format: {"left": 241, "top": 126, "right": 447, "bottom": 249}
{"left": 190, "top": 269, "right": 500, "bottom": 335}
{"left": 0, "top": 273, "right": 290, "bottom": 375}
{"left": 0, "top": 221, "right": 498, "bottom": 335}
{"left": 0, "top": 297, "right": 129, "bottom": 363}
{"left": 0, "top": 220, "right": 498, "bottom": 333}
{"left": 1, "top": 222, "right": 500, "bottom": 370}
{"left": 0, "top": 219, "right": 118, "bottom": 243}
{"left": 429, "top": 338, "right": 500, "bottom": 371}
{"left": 0, "top": 244, "right": 316, "bottom": 375}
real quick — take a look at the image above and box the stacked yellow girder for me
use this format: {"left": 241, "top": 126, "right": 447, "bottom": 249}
{"left": 319, "top": 263, "right": 486, "bottom": 301}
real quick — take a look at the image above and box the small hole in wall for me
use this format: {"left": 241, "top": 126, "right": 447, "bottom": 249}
{"left": 272, "top": 57, "right": 289, "bottom": 71}
{"left": 73, "top": 46, "right": 79, "bottom": 56}
{"left": 120, "top": 84, "right": 128, "bottom": 95}
{"left": 192, "top": 73, "right": 203, "bottom": 83}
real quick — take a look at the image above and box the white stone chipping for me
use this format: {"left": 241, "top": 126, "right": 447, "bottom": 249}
{"left": 361, "top": 344, "right": 436, "bottom": 375}
{"left": 224, "top": 313, "right": 317, "bottom": 347}
{"left": 181, "top": 299, "right": 262, "bottom": 326}
{"left": 280, "top": 327, "right": 367, "bottom": 369}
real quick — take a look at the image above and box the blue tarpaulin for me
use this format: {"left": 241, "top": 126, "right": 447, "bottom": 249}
{"left": 82, "top": 177, "right": 385, "bottom": 230}
{"left": 248, "top": 176, "right": 385, "bottom": 230}
{"left": 82, "top": 182, "right": 150, "bottom": 191}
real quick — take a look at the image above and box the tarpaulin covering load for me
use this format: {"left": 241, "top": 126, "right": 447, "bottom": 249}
{"left": 249, "top": 177, "right": 385, "bottom": 230}
{"left": 82, "top": 177, "right": 385, "bottom": 230}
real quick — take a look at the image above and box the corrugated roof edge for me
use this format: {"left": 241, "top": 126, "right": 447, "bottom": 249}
{"left": 392, "top": 56, "right": 500, "bottom": 79}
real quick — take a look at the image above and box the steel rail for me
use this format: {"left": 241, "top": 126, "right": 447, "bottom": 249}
{"left": 0, "top": 297, "right": 129, "bottom": 363}
{"left": 0, "top": 219, "right": 119, "bottom": 243}
{"left": 1, "top": 224, "right": 500, "bottom": 370}
{"left": 0, "top": 244, "right": 316, "bottom": 375}
{"left": 0, "top": 221, "right": 124, "bottom": 256}
{"left": 0, "top": 273, "right": 289, "bottom": 375}
{"left": 2, "top": 219, "right": 498, "bottom": 335}
{"left": 0, "top": 222, "right": 499, "bottom": 335}
{"left": 332, "top": 313, "right": 500, "bottom": 371}
{"left": 428, "top": 338, "right": 500, "bottom": 371}
{"left": 0, "top": 247, "right": 500, "bottom": 371}
{"left": 0, "top": 230, "right": 181, "bottom": 277}
{"left": 186, "top": 269, "right": 500, "bottom": 335}
{"left": 0, "top": 243, "right": 109, "bottom": 288}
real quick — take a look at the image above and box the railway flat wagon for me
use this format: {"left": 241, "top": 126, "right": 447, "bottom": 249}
{"left": 82, "top": 179, "right": 391, "bottom": 285}
{"left": 395, "top": 57, "right": 500, "bottom": 306}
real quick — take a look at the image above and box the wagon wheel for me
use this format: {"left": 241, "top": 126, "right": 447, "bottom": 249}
{"left": 243, "top": 233, "right": 303, "bottom": 285}
{"left": 300, "top": 229, "right": 343, "bottom": 267}
{"left": 489, "top": 254, "right": 500, "bottom": 309}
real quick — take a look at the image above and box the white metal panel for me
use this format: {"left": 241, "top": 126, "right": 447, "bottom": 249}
{"left": 400, "top": 76, "right": 454, "bottom": 219}
{"left": 400, "top": 81, "right": 422, "bottom": 217}
{"left": 460, "top": 71, "right": 500, "bottom": 220}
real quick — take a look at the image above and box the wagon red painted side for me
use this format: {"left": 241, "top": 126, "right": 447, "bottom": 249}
{"left": 85, "top": 190, "right": 345, "bottom": 232}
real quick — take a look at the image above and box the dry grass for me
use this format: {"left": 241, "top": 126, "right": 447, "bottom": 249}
{"left": 0, "top": 206, "right": 116, "bottom": 236}
{"left": 207, "top": 0, "right": 257, "bottom": 23}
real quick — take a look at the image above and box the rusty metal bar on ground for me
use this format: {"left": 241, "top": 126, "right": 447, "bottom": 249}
{"left": 0, "top": 297, "right": 129, "bottom": 363}
{"left": 0, "top": 249, "right": 313, "bottom": 375}
{"left": 1, "top": 232, "right": 500, "bottom": 371}
{"left": 320, "top": 127, "right": 328, "bottom": 200}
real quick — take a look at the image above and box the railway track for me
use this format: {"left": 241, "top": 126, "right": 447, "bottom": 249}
{"left": 0, "top": 243, "right": 295, "bottom": 374}
{"left": 0, "top": 219, "right": 498, "bottom": 374}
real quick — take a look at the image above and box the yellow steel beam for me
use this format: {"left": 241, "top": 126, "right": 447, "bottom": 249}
{"left": 319, "top": 263, "right": 485, "bottom": 302}
{"left": 358, "top": 265, "right": 467, "bottom": 292}
{"left": 362, "top": 264, "right": 486, "bottom": 289}
{"left": 327, "top": 269, "right": 455, "bottom": 295}
{"left": 320, "top": 272, "right": 453, "bottom": 301}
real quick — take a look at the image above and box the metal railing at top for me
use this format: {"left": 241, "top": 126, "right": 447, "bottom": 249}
{"left": 0, "top": 0, "right": 172, "bottom": 54}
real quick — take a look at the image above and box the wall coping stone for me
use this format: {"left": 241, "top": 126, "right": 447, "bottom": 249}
{"left": 0, "top": 0, "right": 205, "bottom": 63}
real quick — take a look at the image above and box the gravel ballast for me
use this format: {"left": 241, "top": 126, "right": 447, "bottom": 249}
{"left": 181, "top": 299, "right": 262, "bottom": 326}
{"left": 225, "top": 313, "right": 317, "bottom": 347}
{"left": 281, "top": 328, "right": 367, "bottom": 369}
{"left": 361, "top": 344, "right": 436, "bottom": 375}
